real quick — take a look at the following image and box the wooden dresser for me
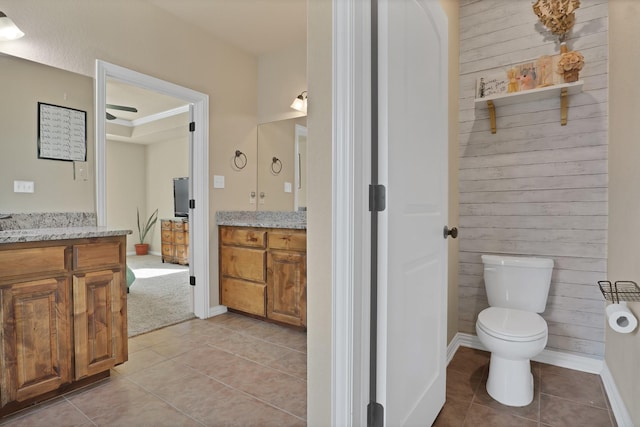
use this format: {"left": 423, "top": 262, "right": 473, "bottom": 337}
{"left": 161, "top": 218, "right": 189, "bottom": 265}
{"left": 0, "top": 235, "right": 128, "bottom": 416}
{"left": 219, "top": 226, "right": 306, "bottom": 328}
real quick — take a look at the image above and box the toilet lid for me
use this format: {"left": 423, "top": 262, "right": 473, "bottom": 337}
{"left": 477, "top": 307, "right": 547, "bottom": 342}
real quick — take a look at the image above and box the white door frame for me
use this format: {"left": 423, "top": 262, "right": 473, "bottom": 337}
{"left": 95, "top": 60, "right": 210, "bottom": 319}
{"left": 332, "top": 0, "right": 372, "bottom": 425}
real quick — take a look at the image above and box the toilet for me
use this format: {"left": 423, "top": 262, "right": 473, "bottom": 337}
{"left": 476, "top": 254, "right": 554, "bottom": 407}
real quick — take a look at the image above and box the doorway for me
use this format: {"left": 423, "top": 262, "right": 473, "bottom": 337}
{"left": 95, "top": 60, "right": 210, "bottom": 320}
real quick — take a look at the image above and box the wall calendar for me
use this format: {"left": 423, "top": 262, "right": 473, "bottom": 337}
{"left": 37, "top": 102, "right": 87, "bottom": 162}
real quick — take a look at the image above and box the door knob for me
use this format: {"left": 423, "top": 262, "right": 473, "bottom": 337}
{"left": 443, "top": 226, "right": 458, "bottom": 239}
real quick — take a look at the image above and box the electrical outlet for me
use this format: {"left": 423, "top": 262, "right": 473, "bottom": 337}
{"left": 74, "top": 162, "right": 88, "bottom": 181}
{"left": 284, "top": 182, "right": 292, "bottom": 193}
{"left": 14, "top": 180, "right": 34, "bottom": 193}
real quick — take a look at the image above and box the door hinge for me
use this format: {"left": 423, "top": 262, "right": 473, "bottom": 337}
{"left": 189, "top": 276, "right": 196, "bottom": 286}
{"left": 189, "top": 199, "right": 195, "bottom": 209}
{"left": 367, "top": 401, "right": 384, "bottom": 427}
{"left": 189, "top": 121, "right": 195, "bottom": 132}
{"left": 369, "top": 184, "right": 386, "bottom": 212}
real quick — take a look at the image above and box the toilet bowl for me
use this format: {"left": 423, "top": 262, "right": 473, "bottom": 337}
{"left": 476, "top": 307, "right": 547, "bottom": 406}
{"left": 476, "top": 254, "right": 554, "bottom": 407}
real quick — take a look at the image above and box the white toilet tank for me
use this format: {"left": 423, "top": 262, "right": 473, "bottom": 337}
{"left": 481, "top": 254, "right": 554, "bottom": 313}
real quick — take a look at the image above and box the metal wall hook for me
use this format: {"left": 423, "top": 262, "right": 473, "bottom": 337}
{"left": 271, "top": 157, "right": 282, "bottom": 174}
{"left": 234, "top": 150, "right": 247, "bottom": 170}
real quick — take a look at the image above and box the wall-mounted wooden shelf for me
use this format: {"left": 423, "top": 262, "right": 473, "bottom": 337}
{"left": 475, "top": 80, "right": 583, "bottom": 134}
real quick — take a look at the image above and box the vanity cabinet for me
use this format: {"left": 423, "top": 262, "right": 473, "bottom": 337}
{"left": 219, "top": 226, "right": 306, "bottom": 328}
{"left": 161, "top": 219, "right": 189, "bottom": 265}
{"left": 0, "top": 236, "right": 127, "bottom": 415}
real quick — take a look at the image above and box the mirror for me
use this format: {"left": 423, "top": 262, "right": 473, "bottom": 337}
{"left": 0, "top": 53, "right": 95, "bottom": 214}
{"left": 256, "top": 117, "right": 307, "bottom": 211}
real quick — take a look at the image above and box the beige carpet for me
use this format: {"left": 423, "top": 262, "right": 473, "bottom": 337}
{"left": 126, "top": 255, "right": 195, "bottom": 337}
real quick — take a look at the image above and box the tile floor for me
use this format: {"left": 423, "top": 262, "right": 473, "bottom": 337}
{"left": 0, "top": 319, "right": 617, "bottom": 427}
{"left": 0, "top": 312, "right": 307, "bottom": 427}
{"left": 434, "top": 346, "right": 617, "bottom": 427}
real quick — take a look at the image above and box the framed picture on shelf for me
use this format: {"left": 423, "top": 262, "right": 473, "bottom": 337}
{"left": 475, "top": 71, "right": 509, "bottom": 99}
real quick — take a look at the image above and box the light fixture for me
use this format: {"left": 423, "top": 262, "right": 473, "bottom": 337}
{"left": 0, "top": 12, "right": 24, "bottom": 41}
{"left": 290, "top": 91, "right": 308, "bottom": 113}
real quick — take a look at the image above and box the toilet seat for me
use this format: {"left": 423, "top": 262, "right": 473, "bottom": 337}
{"left": 477, "top": 307, "right": 547, "bottom": 342}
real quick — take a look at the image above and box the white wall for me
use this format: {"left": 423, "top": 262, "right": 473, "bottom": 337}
{"left": 306, "top": 0, "right": 333, "bottom": 424}
{"left": 607, "top": 0, "right": 640, "bottom": 424}
{"left": 106, "top": 140, "right": 146, "bottom": 253}
{"left": 457, "top": 0, "right": 608, "bottom": 358}
{"left": 258, "top": 42, "right": 307, "bottom": 124}
{"left": 0, "top": 55, "right": 95, "bottom": 213}
{"left": 441, "top": 0, "right": 460, "bottom": 344}
{"left": 146, "top": 138, "right": 189, "bottom": 252}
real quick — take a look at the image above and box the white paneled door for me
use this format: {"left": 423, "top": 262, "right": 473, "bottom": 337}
{"left": 376, "top": 0, "right": 448, "bottom": 425}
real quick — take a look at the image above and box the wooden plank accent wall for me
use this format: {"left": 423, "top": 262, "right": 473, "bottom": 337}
{"left": 458, "top": 0, "right": 608, "bottom": 358}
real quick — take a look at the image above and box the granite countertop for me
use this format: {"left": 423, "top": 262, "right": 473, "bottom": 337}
{"left": 0, "top": 226, "right": 132, "bottom": 244}
{"left": 216, "top": 211, "right": 306, "bottom": 230}
{"left": 0, "top": 212, "right": 131, "bottom": 243}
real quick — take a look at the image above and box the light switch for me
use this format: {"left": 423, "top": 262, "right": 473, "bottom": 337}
{"left": 213, "top": 175, "right": 225, "bottom": 189}
{"left": 14, "top": 180, "right": 34, "bottom": 193}
{"left": 284, "top": 182, "right": 292, "bottom": 193}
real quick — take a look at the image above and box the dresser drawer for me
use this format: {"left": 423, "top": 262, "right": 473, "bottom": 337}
{"left": 161, "top": 220, "right": 173, "bottom": 230}
{"left": 175, "top": 245, "right": 189, "bottom": 260}
{"left": 161, "top": 244, "right": 174, "bottom": 257}
{"left": 220, "top": 246, "right": 265, "bottom": 282}
{"left": 174, "top": 231, "right": 187, "bottom": 245}
{"left": 220, "top": 227, "right": 266, "bottom": 248}
{"left": 73, "top": 242, "right": 120, "bottom": 270}
{"left": 172, "top": 221, "right": 186, "bottom": 232}
{"left": 0, "top": 246, "right": 67, "bottom": 277}
{"left": 269, "top": 231, "right": 306, "bottom": 251}
{"left": 161, "top": 230, "right": 173, "bottom": 242}
{"left": 221, "top": 278, "right": 265, "bottom": 316}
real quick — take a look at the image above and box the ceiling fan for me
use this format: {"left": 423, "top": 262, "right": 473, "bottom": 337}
{"left": 106, "top": 103, "right": 138, "bottom": 120}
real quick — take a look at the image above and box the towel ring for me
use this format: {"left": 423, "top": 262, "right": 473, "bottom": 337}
{"left": 234, "top": 150, "right": 247, "bottom": 170}
{"left": 271, "top": 157, "right": 282, "bottom": 174}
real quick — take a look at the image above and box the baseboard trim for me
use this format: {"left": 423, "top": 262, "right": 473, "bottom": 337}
{"left": 601, "top": 362, "right": 634, "bottom": 427}
{"left": 125, "top": 251, "right": 162, "bottom": 257}
{"left": 448, "top": 332, "right": 632, "bottom": 427}
{"left": 208, "top": 305, "right": 228, "bottom": 318}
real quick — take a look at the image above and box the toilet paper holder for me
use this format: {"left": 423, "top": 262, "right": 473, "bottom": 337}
{"left": 598, "top": 280, "right": 640, "bottom": 303}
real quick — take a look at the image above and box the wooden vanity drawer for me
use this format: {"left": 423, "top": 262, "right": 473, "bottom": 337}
{"left": 73, "top": 242, "right": 120, "bottom": 270}
{"left": 161, "top": 220, "right": 172, "bottom": 230}
{"left": 0, "top": 246, "right": 67, "bottom": 277}
{"left": 221, "top": 278, "right": 265, "bottom": 316}
{"left": 220, "top": 227, "right": 266, "bottom": 248}
{"left": 220, "top": 246, "right": 265, "bottom": 282}
{"left": 269, "top": 231, "right": 307, "bottom": 251}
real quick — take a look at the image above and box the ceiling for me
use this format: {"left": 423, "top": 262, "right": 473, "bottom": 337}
{"left": 106, "top": 0, "right": 307, "bottom": 144}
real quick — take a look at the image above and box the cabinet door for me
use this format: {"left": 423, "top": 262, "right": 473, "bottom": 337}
{"left": 73, "top": 269, "right": 127, "bottom": 379}
{"left": 0, "top": 278, "right": 72, "bottom": 406}
{"left": 266, "top": 251, "right": 307, "bottom": 327}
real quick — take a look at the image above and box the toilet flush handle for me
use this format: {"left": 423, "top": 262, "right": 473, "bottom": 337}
{"left": 443, "top": 226, "right": 458, "bottom": 239}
